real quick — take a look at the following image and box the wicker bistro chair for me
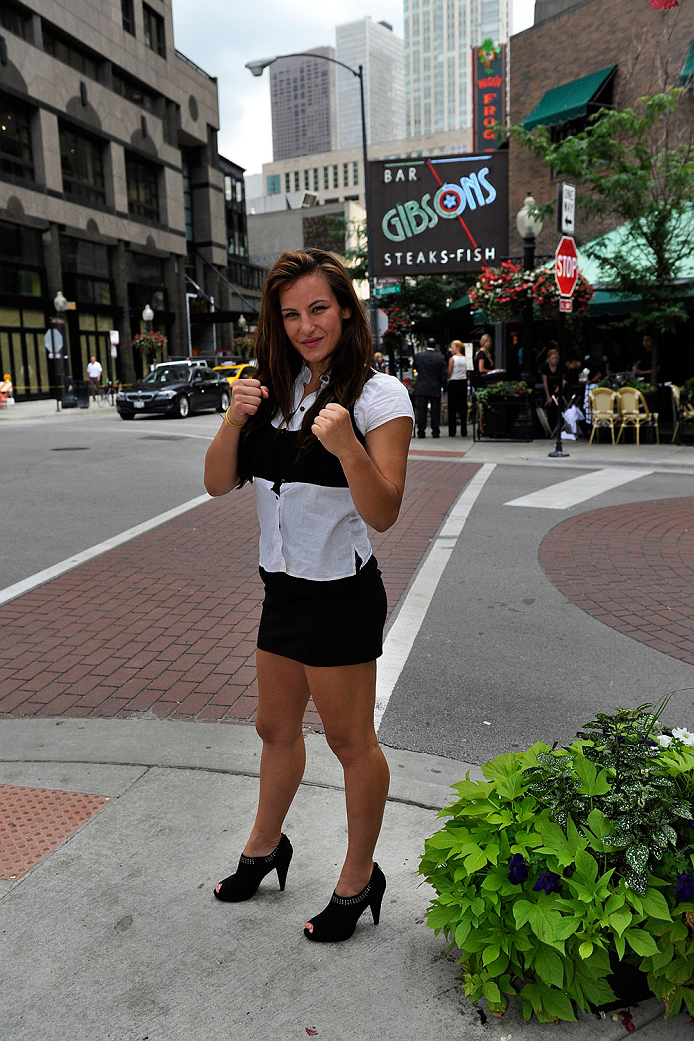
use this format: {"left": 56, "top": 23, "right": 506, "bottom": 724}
{"left": 671, "top": 385, "right": 694, "bottom": 444}
{"left": 588, "top": 387, "right": 619, "bottom": 444}
{"left": 616, "top": 387, "right": 659, "bottom": 445}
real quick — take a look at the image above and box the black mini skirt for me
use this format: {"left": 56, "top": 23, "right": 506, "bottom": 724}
{"left": 257, "top": 555, "right": 387, "bottom": 667}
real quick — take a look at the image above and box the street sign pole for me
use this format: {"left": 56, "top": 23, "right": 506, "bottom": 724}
{"left": 550, "top": 231, "right": 579, "bottom": 459}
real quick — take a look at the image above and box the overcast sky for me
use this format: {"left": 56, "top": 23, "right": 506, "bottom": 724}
{"left": 170, "top": 0, "right": 536, "bottom": 178}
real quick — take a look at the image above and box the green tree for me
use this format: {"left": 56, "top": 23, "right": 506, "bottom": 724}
{"left": 509, "top": 87, "right": 694, "bottom": 382}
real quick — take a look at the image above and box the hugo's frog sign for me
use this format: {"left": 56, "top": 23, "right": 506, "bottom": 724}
{"left": 368, "top": 151, "right": 508, "bottom": 278}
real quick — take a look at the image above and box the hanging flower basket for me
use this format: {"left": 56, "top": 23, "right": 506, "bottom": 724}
{"left": 529, "top": 268, "right": 594, "bottom": 318}
{"left": 468, "top": 261, "right": 528, "bottom": 322}
{"left": 132, "top": 332, "right": 168, "bottom": 365}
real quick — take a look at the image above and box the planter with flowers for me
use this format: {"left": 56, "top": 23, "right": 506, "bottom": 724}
{"left": 474, "top": 380, "right": 530, "bottom": 440}
{"left": 420, "top": 697, "right": 694, "bottom": 1024}
{"left": 132, "top": 331, "right": 167, "bottom": 369}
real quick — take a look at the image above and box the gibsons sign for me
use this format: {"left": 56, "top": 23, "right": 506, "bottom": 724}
{"left": 368, "top": 151, "right": 508, "bottom": 278}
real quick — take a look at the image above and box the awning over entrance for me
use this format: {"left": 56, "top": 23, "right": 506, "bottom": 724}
{"left": 522, "top": 65, "right": 616, "bottom": 130}
{"left": 681, "top": 40, "right": 694, "bottom": 86}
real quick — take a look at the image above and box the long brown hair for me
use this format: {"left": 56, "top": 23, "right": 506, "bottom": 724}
{"left": 237, "top": 248, "right": 373, "bottom": 482}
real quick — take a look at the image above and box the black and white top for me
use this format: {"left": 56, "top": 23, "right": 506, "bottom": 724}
{"left": 246, "top": 363, "right": 414, "bottom": 581}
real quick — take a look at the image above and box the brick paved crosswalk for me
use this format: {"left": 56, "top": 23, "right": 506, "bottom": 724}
{"left": 0, "top": 460, "right": 480, "bottom": 729}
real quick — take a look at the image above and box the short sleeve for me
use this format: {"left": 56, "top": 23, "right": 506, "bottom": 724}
{"left": 353, "top": 373, "right": 415, "bottom": 434}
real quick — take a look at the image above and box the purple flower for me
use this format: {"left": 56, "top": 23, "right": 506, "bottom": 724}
{"left": 507, "top": 853, "right": 529, "bottom": 885}
{"left": 687, "top": 805, "right": 694, "bottom": 828}
{"left": 675, "top": 873, "right": 694, "bottom": 904}
{"left": 533, "top": 872, "right": 562, "bottom": 895}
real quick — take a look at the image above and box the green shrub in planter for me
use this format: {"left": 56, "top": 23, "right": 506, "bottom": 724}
{"left": 420, "top": 699, "right": 694, "bottom": 1023}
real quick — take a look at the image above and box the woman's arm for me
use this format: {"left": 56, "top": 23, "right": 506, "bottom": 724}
{"left": 204, "top": 378, "right": 268, "bottom": 496}
{"left": 542, "top": 373, "right": 551, "bottom": 404}
{"left": 448, "top": 356, "right": 455, "bottom": 378}
{"left": 311, "top": 405, "right": 412, "bottom": 532}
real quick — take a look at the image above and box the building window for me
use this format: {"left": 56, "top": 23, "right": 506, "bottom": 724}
{"left": 0, "top": 0, "right": 28, "bottom": 38}
{"left": 343, "top": 162, "right": 349, "bottom": 187}
{"left": 323, "top": 166, "right": 329, "bottom": 189}
{"left": 332, "top": 164, "right": 338, "bottom": 188}
{"left": 304, "top": 169, "right": 309, "bottom": 190}
{"left": 266, "top": 173, "right": 281, "bottom": 195}
{"left": 0, "top": 97, "right": 34, "bottom": 181}
{"left": 142, "top": 4, "right": 165, "bottom": 57}
{"left": 313, "top": 167, "right": 318, "bottom": 191}
{"left": 294, "top": 170, "right": 300, "bottom": 191}
{"left": 43, "top": 26, "right": 99, "bottom": 81}
{"left": 125, "top": 154, "right": 160, "bottom": 221}
{"left": 112, "top": 69, "right": 155, "bottom": 111}
{"left": 181, "top": 156, "right": 193, "bottom": 241}
{"left": 284, "top": 172, "right": 290, "bottom": 192}
{"left": 353, "top": 161, "right": 359, "bottom": 186}
{"left": 121, "top": 0, "right": 135, "bottom": 34}
{"left": 59, "top": 125, "right": 105, "bottom": 204}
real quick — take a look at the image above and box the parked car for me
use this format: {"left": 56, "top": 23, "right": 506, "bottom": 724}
{"left": 213, "top": 363, "right": 258, "bottom": 386}
{"left": 116, "top": 363, "right": 231, "bottom": 420}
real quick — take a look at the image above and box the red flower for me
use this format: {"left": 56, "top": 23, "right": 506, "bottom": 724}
{"left": 649, "top": 0, "right": 678, "bottom": 8}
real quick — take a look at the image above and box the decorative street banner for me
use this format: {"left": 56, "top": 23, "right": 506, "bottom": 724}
{"left": 368, "top": 150, "right": 508, "bottom": 278}
{"left": 472, "top": 40, "right": 506, "bottom": 152}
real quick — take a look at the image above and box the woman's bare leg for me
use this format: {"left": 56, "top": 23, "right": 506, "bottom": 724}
{"left": 304, "top": 660, "right": 389, "bottom": 911}
{"left": 242, "top": 649, "right": 311, "bottom": 856}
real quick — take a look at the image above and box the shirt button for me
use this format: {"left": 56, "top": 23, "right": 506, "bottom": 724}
{"left": 299, "top": 406, "right": 304, "bottom": 411}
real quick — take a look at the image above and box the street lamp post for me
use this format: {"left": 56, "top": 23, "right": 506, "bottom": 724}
{"left": 515, "top": 192, "right": 543, "bottom": 383}
{"left": 246, "top": 52, "right": 376, "bottom": 342}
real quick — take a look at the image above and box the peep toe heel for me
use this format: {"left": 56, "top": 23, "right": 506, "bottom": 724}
{"left": 303, "top": 863, "right": 386, "bottom": 942}
{"left": 214, "top": 833, "right": 293, "bottom": 902}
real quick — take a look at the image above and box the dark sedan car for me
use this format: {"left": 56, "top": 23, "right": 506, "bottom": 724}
{"left": 116, "top": 363, "right": 231, "bottom": 420}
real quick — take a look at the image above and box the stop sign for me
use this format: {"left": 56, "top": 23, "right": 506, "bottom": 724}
{"left": 554, "top": 235, "right": 579, "bottom": 297}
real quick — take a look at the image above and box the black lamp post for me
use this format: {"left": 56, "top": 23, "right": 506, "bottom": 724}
{"left": 246, "top": 52, "right": 376, "bottom": 341}
{"left": 515, "top": 191, "right": 543, "bottom": 383}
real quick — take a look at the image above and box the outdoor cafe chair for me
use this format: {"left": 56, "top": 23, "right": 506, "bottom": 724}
{"left": 671, "top": 384, "right": 694, "bottom": 444}
{"left": 616, "top": 387, "right": 659, "bottom": 445}
{"left": 588, "top": 387, "right": 619, "bottom": 444}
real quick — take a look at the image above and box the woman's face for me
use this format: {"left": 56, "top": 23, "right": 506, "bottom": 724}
{"left": 547, "top": 351, "right": 559, "bottom": 366}
{"left": 279, "top": 272, "right": 350, "bottom": 374}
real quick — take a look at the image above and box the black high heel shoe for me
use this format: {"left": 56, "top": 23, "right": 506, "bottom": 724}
{"left": 214, "top": 834, "right": 292, "bottom": 902}
{"left": 303, "top": 863, "right": 386, "bottom": 942}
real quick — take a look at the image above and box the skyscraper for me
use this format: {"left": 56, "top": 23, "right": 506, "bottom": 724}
{"left": 404, "top": 0, "right": 510, "bottom": 138}
{"left": 335, "top": 17, "right": 405, "bottom": 149}
{"left": 270, "top": 47, "right": 338, "bottom": 161}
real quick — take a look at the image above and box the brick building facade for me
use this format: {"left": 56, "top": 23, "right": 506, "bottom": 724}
{"left": 508, "top": 0, "right": 694, "bottom": 257}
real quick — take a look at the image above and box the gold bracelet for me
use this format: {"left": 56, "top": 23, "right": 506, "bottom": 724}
{"left": 224, "top": 407, "right": 245, "bottom": 429}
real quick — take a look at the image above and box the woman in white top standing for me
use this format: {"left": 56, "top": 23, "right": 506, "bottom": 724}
{"left": 204, "top": 248, "right": 414, "bottom": 944}
{"left": 447, "top": 339, "right": 468, "bottom": 437}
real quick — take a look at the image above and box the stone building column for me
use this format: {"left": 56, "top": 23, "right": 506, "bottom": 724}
{"left": 164, "top": 254, "right": 187, "bottom": 356}
{"left": 112, "top": 240, "right": 134, "bottom": 385}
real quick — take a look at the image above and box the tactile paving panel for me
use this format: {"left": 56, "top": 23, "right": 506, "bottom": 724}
{"left": 0, "top": 785, "right": 110, "bottom": 880}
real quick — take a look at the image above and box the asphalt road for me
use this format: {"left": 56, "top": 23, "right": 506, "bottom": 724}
{"left": 4, "top": 404, "right": 694, "bottom": 766}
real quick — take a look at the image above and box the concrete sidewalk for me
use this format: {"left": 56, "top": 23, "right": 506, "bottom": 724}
{"left": 1, "top": 718, "right": 686, "bottom": 1041}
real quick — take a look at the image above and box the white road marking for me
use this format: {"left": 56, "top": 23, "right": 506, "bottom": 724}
{"left": 375, "top": 462, "right": 496, "bottom": 732}
{"left": 0, "top": 494, "right": 212, "bottom": 607}
{"left": 504, "top": 467, "right": 654, "bottom": 510}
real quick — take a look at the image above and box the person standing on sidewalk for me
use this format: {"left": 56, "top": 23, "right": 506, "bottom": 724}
{"left": 447, "top": 340, "right": 468, "bottom": 437}
{"left": 86, "top": 356, "right": 102, "bottom": 401}
{"left": 204, "top": 248, "right": 414, "bottom": 943}
{"left": 413, "top": 337, "right": 447, "bottom": 438}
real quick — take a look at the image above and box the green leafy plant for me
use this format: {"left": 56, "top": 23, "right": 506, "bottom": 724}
{"left": 474, "top": 380, "right": 528, "bottom": 406}
{"left": 420, "top": 699, "right": 694, "bottom": 1023}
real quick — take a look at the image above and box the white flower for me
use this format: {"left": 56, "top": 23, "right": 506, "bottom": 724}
{"left": 655, "top": 734, "right": 672, "bottom": 748}
{"left": 672, "top": 727, "right": 694, "bottom": 746}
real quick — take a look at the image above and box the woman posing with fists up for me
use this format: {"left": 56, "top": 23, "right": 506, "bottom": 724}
{"left": 204, "top": 248, "right": 414, "bottom": 943}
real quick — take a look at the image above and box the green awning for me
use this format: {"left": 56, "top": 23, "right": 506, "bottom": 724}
{"left": 522, "top": 65, "right": 616, "bottom": 130}
{"left": 681, "top": 40, "right": 694, "bottom": 86}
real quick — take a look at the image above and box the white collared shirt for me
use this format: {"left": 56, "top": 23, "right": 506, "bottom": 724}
{"left": 253, "top": 364, "right": 414, "bottom": 580}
